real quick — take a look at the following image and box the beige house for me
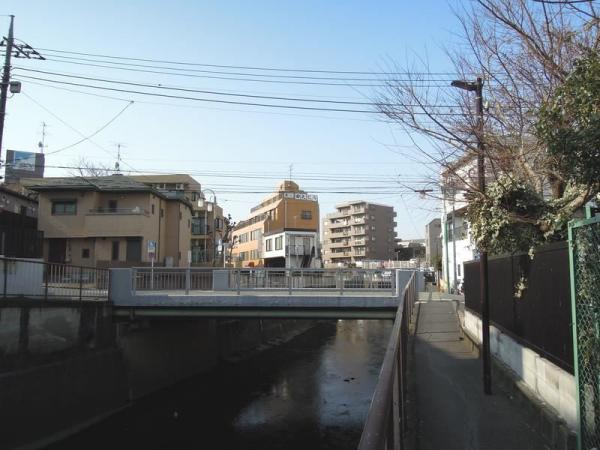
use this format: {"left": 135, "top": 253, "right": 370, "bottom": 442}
{"left": 25, "top": 175, "right": 193, "bottom": 267}
{"left": 130, "top": 174, "right": 226, "bottom": 266}
{"left": 231, "top": 180, "right": 320, "bottom": 268}
{"left": 322, "top": 201, "right": 397, "bottom": 267}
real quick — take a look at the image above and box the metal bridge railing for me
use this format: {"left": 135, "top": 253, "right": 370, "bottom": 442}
{"left": 0, "top": 256, "right": 110, "bottom": 301}
{"left": 133, "top": 267, "right": 213, "bottom": 292}
{"left": 358, "top": 271, "right": 417, "bottom": 450}
{"left": 131, "top": 267, "right": 397, "bottom": 295}
{"left": 228, "top": 268, "right": 396, "bottom": 295}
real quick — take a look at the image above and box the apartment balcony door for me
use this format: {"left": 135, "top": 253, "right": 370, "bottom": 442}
{"left": 48, "top": 238, "right": 66, "bottom": 263}
{"left": 126, "top": 238, "right": 142, "bottom": 263}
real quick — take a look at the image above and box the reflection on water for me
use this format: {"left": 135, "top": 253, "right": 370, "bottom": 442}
{"left": 50, "top": 320, "right": 392, "bottom": 450}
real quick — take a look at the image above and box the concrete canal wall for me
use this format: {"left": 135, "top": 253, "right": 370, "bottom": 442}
{"left": 0, "top": 301, "right": 316, "bottom": 450}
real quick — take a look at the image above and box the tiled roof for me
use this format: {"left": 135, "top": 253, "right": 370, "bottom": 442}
{"left": 23, "top": 174, "right": 156, "bottom": 192}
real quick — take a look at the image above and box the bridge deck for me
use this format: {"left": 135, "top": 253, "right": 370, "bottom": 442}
{"left": 113, "top": 289, "right": 400, "bottom": 319}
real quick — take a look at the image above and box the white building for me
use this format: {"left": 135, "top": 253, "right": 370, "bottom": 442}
{"left": 262, "top": 230, "right": 319, "bottom": 268}
{"left": 440, "top": 156, "right": 479, "bottom": 292}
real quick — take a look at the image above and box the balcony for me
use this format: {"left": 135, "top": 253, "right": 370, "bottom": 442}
{"left": 330, "top": 251, "right": 351, "bottom": 258}
{"left": 329, "top": 240, "right": 351, "bottom": 248}
{"left": 329, "top": 220, "right": 350, "bottom": 229}
{"left": 353, "top": 239, "right": 366, "bottom": 246}
{"left": 330, "top": 228, "right": 351, "bottom": 236}
{"left": 192, "top": 224, "right": 210, "bottom": 236}
{"left": 84, "top": 213, "right": 149, "bottom": 237}
{"left": 326, "top": 210, "right": 351, "bottom": 220}
{"left": 353, "top": 228, "right": 366, "bottom": 236}
{"left": 87, "top": 207, "right": 149, "bottom": 216}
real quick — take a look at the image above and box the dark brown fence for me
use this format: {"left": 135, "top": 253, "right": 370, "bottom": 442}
{"left": 464, "top": 241, "right": 573, "bottom": 373}
{"left": 0, "top": 211, "right": 42, "bottom": 258}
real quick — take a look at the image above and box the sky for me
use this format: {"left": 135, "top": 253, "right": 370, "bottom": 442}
{"left": 1, "top": 1, "right": 464, "bottom": 239}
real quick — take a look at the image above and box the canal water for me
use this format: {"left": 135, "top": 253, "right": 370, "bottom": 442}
{"left": 48, "top": 320, "right": 392, "bottom": 450}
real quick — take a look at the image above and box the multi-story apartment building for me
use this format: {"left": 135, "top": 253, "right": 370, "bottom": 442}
{"left": 131, "top": 174, "right": 226, "bottom": 265}
{"left": 322, "top": 201, "right": 397, "bottom": 267}
{"left": 24, "top": 174, "right": 193, "bottom": 267}
{"left": 425, "top": 218, "right": 442, "bottom": 267}
{"left": 231, "top": 180, "right": 320, "bottom": 268}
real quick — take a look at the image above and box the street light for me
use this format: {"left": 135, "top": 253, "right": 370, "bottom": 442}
{"left": 198, "top": 189, "right": 217, "bottom": 265}
{"left": 451, "top": 77, "right": 491, "bottom": 395}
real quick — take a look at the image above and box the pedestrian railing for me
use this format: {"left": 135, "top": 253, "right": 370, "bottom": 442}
{"left": 228, "top": 268, "right": 395, "bottom": 294}
{"left": 130, "top": 267, "right": 397, "bottom": 295}
{"left": 133, "top": 267, "right": 213, "bottom": 292}
{"left": 0, "top": 257, "right": 110, "bottom": 301}
{"left": 358, "top": 271, "right": 417, "bottom": 450}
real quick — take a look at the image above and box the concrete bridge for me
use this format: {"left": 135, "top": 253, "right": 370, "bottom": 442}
{"left": 110, "top": 268, "right": 422, "bottom": 320}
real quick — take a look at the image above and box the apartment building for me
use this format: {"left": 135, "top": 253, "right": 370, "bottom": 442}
{"left": 322, "top": 201, "right": 397, "bottom": 267}
{"left": 24, "top": 174, "right": 193, "bottom": 267}
{"left": 131, "top": 174, "right": 226, "bottom": 265}
{"left": 231, "top": 180, "right": 320, "bottom": 268}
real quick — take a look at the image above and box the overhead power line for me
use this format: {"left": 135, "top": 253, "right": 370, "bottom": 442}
{"left": 34, "top": 54, "right": 465, "bottom": 82}
{"left": 35, "top": 46, "right": 471, "bottom": 76}
{"left": 14, "top": 74, "right": 470, "bottom": 115}
{"left": 16, "top": 57, "right": 454, "bottom": 88}
{"left": 13, "top": 67, "right": 464, "bottom": 108}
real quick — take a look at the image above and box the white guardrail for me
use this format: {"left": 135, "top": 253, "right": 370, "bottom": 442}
{"left": 132, "top": 267, "right": 397, "bottom": 295}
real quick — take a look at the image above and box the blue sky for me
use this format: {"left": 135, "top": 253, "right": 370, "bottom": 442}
{"left": 2, "top": 1, "right": 462, "bottom": 239}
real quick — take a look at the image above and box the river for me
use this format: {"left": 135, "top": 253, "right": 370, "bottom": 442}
{"left": 48, "top": 319, "right": 392, "bottom": 450}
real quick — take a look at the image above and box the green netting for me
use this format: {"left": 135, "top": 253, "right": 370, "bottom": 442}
{"left": 571, "top": 217, "right": 600, "bottom": 450}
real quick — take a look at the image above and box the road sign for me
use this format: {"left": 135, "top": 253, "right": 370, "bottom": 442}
{"left": 148, "top": 240, "right": 157, "bottom": 260}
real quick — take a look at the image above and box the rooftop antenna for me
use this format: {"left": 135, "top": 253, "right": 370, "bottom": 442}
{"left": 114, "top": 142, "right": 125, "bottom": 173}
{"left": 37, "top": 121, "right": 48, "bottom": 153}
{"left": 288, "top": 163, "right": 293, "bottom": 182}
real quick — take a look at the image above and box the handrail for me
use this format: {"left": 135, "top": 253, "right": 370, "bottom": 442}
{"left": 358, "top": 271, "right": 416, "bottom": 450}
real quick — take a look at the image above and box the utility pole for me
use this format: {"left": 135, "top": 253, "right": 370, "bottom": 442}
{"left": 451, "top": 76, "right": 491, "bottom": 395}
{"left": 0, "top": 16, "right": 44, "bottom": 164}
{"left": 0, "top": 16, "right": 15, "bottom": 164}
{"left": 475, "top": 77, "right": 491, "bottom": 395}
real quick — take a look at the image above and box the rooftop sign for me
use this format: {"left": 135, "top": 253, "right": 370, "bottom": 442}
{"left": 284, "top": 192, "right": 318, "bottom": 201}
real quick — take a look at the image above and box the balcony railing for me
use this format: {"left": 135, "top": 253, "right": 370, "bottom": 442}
{"left": 87, "top": 207, "right": 149, "bottom": 215}
{"left": 192, "top": 224, "right": 210, "bottom": 236}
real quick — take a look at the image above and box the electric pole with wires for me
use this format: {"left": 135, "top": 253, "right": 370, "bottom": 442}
{"left": 0, "top": 15, "right": 45, "bottom": 167}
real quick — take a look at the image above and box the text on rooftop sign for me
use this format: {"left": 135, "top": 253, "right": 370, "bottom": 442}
{"left": 284, "top": 192, "right": 318, "bottom": 201}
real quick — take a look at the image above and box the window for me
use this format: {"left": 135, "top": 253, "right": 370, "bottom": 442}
{"left": 239, "top": 251, "right": 249, "bottom": 261}
{"left": 152, "top": 204, "right": 155, "bottom": 215}
{"left": 250, "top": 249, "right": 260, "bottom": 259}
{"left": 301, "top": 210, "right": 312, "bottom": 220}
{"left": 275, "top": 236, "right": 283, "bottom": 250}
{"left": 239, "top": 233, "right": 249, "bottom": 243}
{"left": 51, "top": 200, "right": 77, "bottom": 215}
{"left": 250, "top": 229, "right": 261, "bottom": 241}
{"left": 266, "top": 239, "right": 272, "bottom": 251}
{"left": 82, "top": 248, "right": 90, "bottom": 258}
{"left": 108, "top": 200, "right": 118, "bottom": 212}
{"left": 111, "top": 241, "right": 120, "bottom": 261}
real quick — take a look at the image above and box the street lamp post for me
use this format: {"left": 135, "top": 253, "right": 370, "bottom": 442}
{"left": 198, "top": 189, "right": 217, "bottom": 266}
{"left": 451, "top": 77, "right": 491, "bottom": 395}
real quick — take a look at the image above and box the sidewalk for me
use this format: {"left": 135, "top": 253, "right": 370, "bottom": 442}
{"left": 413, "top": 294, "right": 547, "bottom": 450}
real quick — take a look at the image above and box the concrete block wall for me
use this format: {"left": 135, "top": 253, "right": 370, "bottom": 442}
{"left": 463, "top": 309, "right": 577, "bottom": 430}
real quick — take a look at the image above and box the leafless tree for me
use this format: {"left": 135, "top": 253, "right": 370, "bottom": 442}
{"left": 69, "top": 157, "right": 113, "bottom": 178}
{"left": 376, "top": 0, "right": 599, "bottom": 215}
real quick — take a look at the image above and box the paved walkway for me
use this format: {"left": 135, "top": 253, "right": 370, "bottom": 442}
{"left": 414, "top": 295, "right": 547, "bottom": 450}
